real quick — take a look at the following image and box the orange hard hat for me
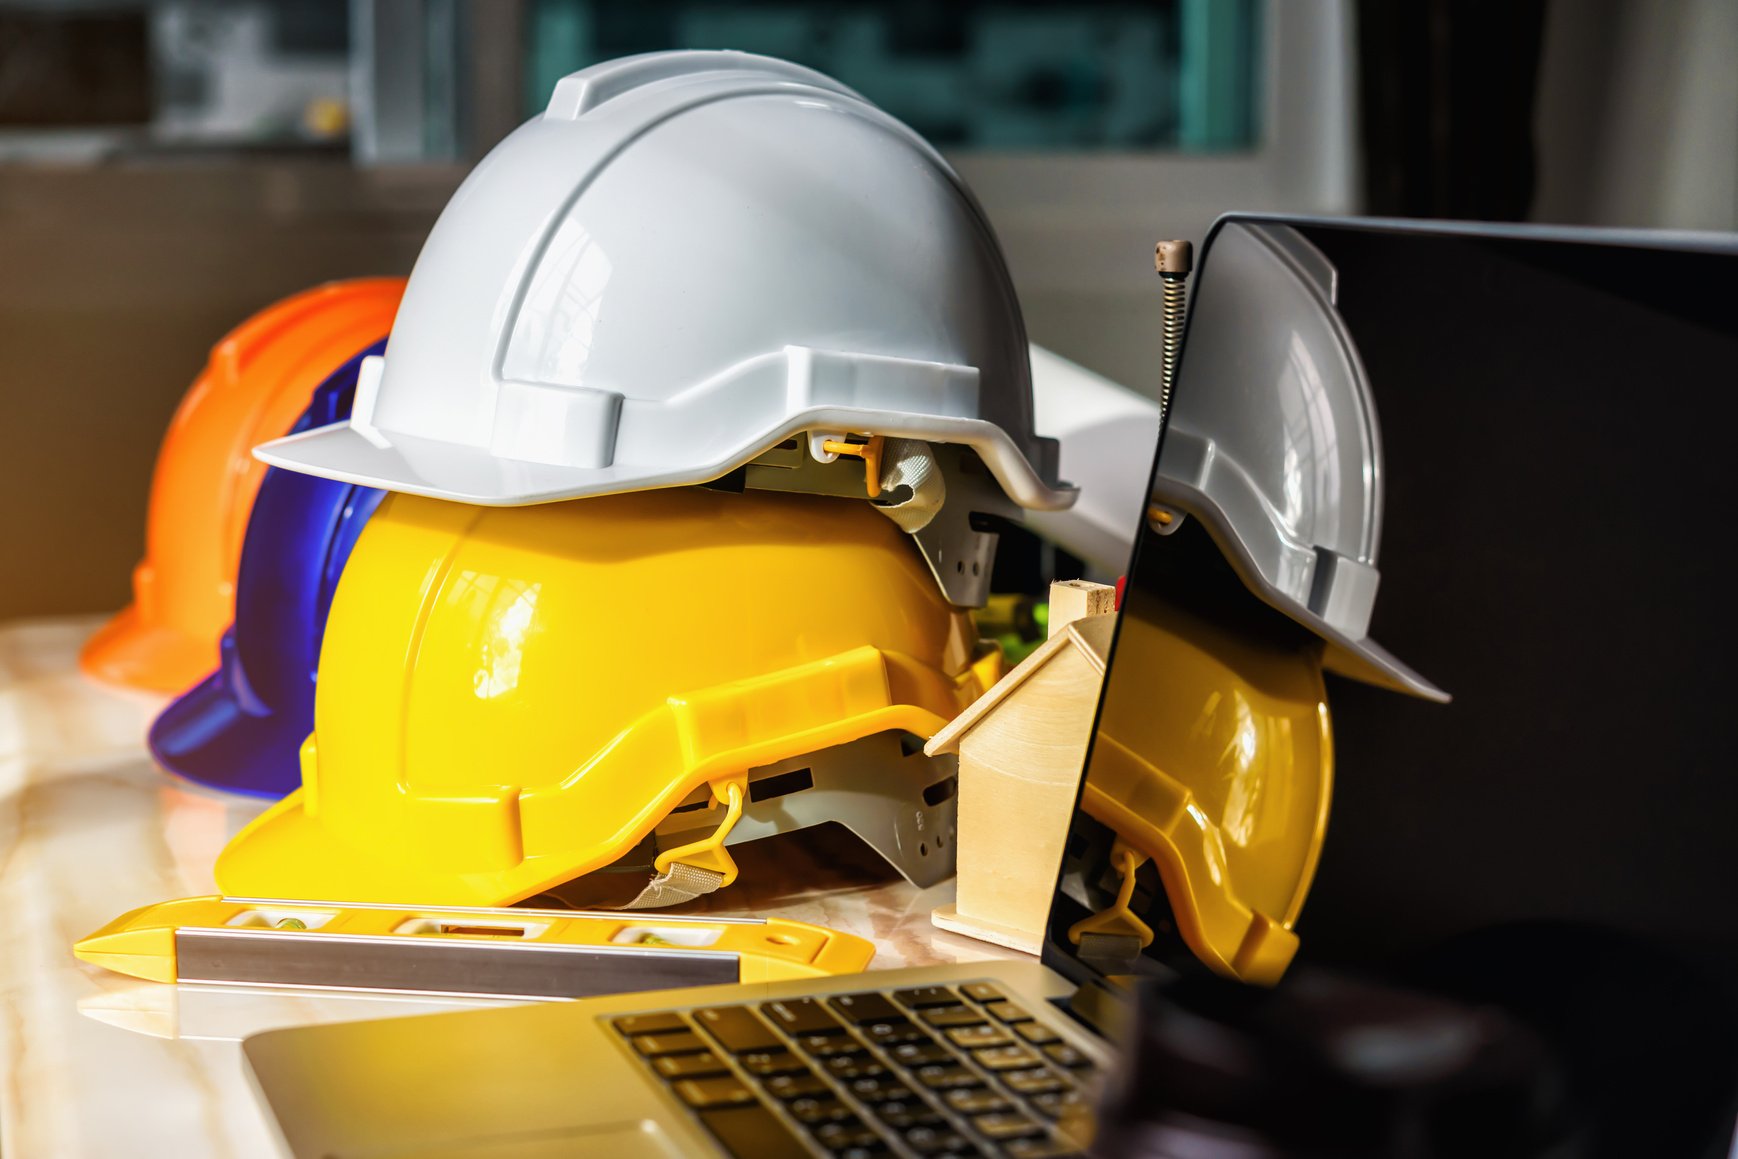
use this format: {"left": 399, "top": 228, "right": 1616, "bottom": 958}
{"left": 81, "top": 279, "right": 405, "bottom": 693}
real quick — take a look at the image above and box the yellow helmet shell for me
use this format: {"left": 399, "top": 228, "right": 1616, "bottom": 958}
{"left": 1083, "top": 597, "right": 1332, "bottom": 985}
{"left": 216, "top": 488, "right": 990, "bottom": 906}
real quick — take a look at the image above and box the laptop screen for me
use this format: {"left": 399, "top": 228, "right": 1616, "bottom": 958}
{"left": 1041, "top": 217, "right": 1738, "bottom": 992}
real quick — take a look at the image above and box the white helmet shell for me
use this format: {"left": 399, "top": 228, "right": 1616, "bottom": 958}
{"left": 256, "top": 51, "right": 1071, "bottom": 521}
{"left": 1025, "top": 344, "right": 1161, "bottom": 574}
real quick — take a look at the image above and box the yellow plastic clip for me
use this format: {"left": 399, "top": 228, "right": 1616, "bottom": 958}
{"left": 653, "top": 777, "right": 747, "bottom": 887}
{"left": 1067, "top": 842, "right": 1156, "bottom": 948}
{"left": 821, "top": 435, "right": 886, "bottom": 499}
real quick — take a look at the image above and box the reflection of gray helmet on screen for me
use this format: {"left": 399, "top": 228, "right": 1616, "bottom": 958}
{"left": 1151, "top": 217, "right": 1446, "bottom": 701}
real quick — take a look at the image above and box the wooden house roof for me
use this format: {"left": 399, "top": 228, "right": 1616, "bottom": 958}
{"left": 926, "top": 612, "right": 1116, "bottom": 756}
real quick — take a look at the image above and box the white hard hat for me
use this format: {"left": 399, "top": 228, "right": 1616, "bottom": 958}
{"left": 256, "top": 51, "right": 1072, "bottom": 602}
{"left": 1025, "top": 344, "right": 1162, "bottom": 575}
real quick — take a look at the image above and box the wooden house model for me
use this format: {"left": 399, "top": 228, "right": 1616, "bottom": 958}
{"left": 928, "top": 581, "right": 1117, "bottom": 954}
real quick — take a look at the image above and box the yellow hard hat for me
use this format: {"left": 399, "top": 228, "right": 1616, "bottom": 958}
{"left": 1069, "top": 595, "right": 1332, "bottom": 986}
{"left": 215, "top": 487, "right": 998, "bottom": 908}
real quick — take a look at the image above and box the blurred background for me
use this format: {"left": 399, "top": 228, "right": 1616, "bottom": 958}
{"left": 1, "top": 0, "right": 1733, "bottom": 622}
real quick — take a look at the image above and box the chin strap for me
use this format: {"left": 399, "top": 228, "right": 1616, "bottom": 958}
{"left": 620, "top": 859, "right": 728, "bottom": 909}
{"left": 622, "top": 779, "right": 746, "bottom": 910}
{"left": 1068, "top": 843, "right": 1155, "bottom": 973}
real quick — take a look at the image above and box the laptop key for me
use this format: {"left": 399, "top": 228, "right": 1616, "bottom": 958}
{"left": 861, "top": 1020, "right": 927, "bottom": 1047}
{"left": 873, "top": 1100, "right": 944, "bottom": 1130}
{"left": 1044, "top": 1044, "right": 1091, "bottom": 1069}
{"left": 762, "top": 998, "right": 846, "bottom": 1037}
{"left": 612, "top": 1012, "right": 687, "bottom": 1037}
{"left": 846, "top": 1074, "right": 915, "bottom": 1103}
{"left": 961, "top": 982, "right": 1006, "bottom": 1003}
{"left": 921, "top": 1006, "right": 987, "bottom": 1029}
{"left": 1000, "top": 1068, "right": 1068, "bottom": 1097}
{"left": 651, "top": 1050, "right": 731, "bottom": 1079}
{"left": 694, "top": 1006, "right": 782, "bottom": 1054}
{"left": 943, "top": 1024, "right": 1011, "bottom": 1049}
{"left": 630, "top": 1030, "right": 708, "bottom": 1056}
{"left": 914, "top": 1064, "right": 982, "bottom": 1091}
{"left": 889, "top": 1042, "right": 954, "bottom": 1068}
{"left": 788, "top": 1095, "right": 856, "bottom": 1125}
{"left": 972, "top": 1110, "right": 1045, "bottom": 1141}
{"left": 941, "top": 1087, "right": 1009, "bottom": 1115}
{"left": 739, "top": 1049, "right": 809, "bottom": 1077}
{"left": 764, "top": 1072, "right": 830, "bottom": 1100}
{"left": 829, "top": 992, "right": 905, "bottom": 1025}
{"left": 986, "top": 1001, "right": 1033, "bottom": 1024}
{"left": 697, "top": 1102, "right": 811, "bottom": 1159}
{"left": 812, "top": 1118, "right": 881, "bottom": 1150}
{"left": 902, "top": 1124, "right": 973, "bottom": 1156}
{"left": 1030, "top": 1089, "right": 1088, "bottom": 1121}
{"left": 674, "top": 1074, "right": 756, "bottom": 1109}
{"left": 822, "top": 1055, "right": 888, "bottom": 1081}
{"left": 1015, "top": 1021, "right": 1061, "bottom": 1045}
{"left": 893, "top": 986, "right": 959, "bottom": 1009}
{"left": 798, "top": 1033, "right": 867, "bottom": 1058}
{"left": 974, "top": 1044, "right": 1040, "bottom": 1071}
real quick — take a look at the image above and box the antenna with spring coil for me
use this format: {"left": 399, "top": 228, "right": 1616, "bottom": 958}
{"left": 1154, "top": 239, "right": 1194, "bottom": 430}
{"left": 1146, "top": 239, "right": 1195, "bottom": 538}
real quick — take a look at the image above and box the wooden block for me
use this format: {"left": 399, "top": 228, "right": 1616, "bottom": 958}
{"left": 1047, "top": 580, "right": 1116, "bottom": 637}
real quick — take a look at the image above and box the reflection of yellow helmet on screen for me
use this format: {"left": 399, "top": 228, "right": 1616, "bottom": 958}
{"left": 1069, "top": 596, "right": 1331, "bottom": 986}
{"left": 215, "top": 487, "right": 996, "bottom": 908}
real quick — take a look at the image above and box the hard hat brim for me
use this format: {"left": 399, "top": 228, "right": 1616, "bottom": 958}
{"left": 1321, "top": 635, "right": 1448, "bottom": 703}
{"left": 79, "top": 608, "right": 217, "bottom": 695}
{"left": 1182, "top": 503, "right": 1449, "bottom": 702}
{"left": 255, "top": 418, "right": 1077, "bottom": 512}
{"left": 148, "top": 670, "right": 304, "bottom": 799}
{"left": 218, "top": 788, "right": 481, "bottom": 906}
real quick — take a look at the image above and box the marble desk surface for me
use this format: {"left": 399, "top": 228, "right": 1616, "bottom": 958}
{"left": 0, "top": 617, "right": 1017, "bottom": 1158}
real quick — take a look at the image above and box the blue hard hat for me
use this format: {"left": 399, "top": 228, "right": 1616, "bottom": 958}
{"left": 149, "top": 341, "right": 387, "bottom": 797}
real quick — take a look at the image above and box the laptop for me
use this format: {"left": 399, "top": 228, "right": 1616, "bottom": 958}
{"left": 242, "top": 217, "right": 1738, "bottom": 1158}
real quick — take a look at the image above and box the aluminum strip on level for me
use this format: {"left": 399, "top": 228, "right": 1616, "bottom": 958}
{"left": 175, "top": 928, "right": 741, "bottom": 1001}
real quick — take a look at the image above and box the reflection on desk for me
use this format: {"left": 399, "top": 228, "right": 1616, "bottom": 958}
{"left": 0, "top": 616, "right": 1011, "bottom": 1157}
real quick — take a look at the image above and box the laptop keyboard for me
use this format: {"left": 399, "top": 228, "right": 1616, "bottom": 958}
{"left": 610, "top": 981, "right": 1097, "bottom": 1158}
